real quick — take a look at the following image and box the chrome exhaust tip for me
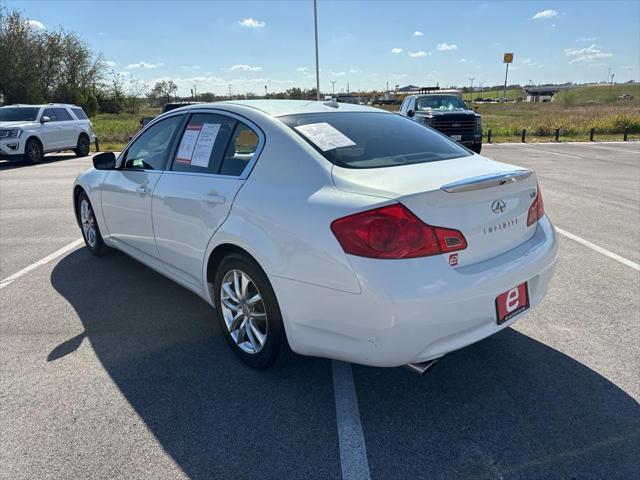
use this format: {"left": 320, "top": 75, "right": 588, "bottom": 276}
{"left": 404, "top": 359, "right": 438, "bottom": 375}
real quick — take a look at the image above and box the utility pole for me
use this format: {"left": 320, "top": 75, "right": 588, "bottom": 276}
{"left": 264, "top": 85, "right": 268, "bottom": 98}
{"left": 467, "top": 76, "right": 475, "bottom": 102}
{"left": 347, "top": 82, "right": 349, "bottom": 94}
{"left": 330, "top": 80, "right": 336, "bottom": 96}
{"left": 313, "top": 0, "right": 320, "bottom": 100}
{"left": 609, "top": 73, "right": 615, "bottom": 98}
{"left": 228, "top": 84, "right": 232, "bottom": 100}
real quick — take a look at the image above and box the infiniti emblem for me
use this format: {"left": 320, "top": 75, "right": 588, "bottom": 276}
{"left": 491, "top": 199, "right": 506, "bottom": 214}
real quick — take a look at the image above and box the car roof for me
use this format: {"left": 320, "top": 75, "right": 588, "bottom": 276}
{"left": 183, "top": 100, "right": 386, "bottom": 118}
{"left": 2, "top": 103, "right": 80, "bottom": 108}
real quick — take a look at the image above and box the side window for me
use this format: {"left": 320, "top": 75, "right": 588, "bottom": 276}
{"left": 71, "top": 108, "right": 88, "bottom": 120}
{"left": 123, "top": 115, "right": 183, "bottom": 170}
{"left": 53, "top": 108, "right": 72, "bottom": 121}
{"left": 42, "top": 108, "right": 57, "bottom": 122}
{"left": 219, "top": 123, "right": 259, "bottom": 176}
{"left": 171, "top": 113, "right": 236, "bottom": 174}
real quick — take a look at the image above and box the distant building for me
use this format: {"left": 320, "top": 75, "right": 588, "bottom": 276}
{"left": 523, "top": 86, "right": 560, "bottom": 102}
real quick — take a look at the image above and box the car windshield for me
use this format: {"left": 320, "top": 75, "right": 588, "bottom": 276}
{"left": 0, "top": 107, "right": 40, "bottom": 122}
{"left": 280, "top": 112, "right": 470, "bottom": 169}
{"left": 416, "top": 95, "right": 467, "bottom": 111}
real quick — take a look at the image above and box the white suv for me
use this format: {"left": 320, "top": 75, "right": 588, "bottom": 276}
{"left": 0, "top": 104, "right": 96, "bottom": 163}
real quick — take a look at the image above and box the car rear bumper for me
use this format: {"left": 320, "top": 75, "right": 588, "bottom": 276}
{"left": 272, "top": 215, "right": 558, "bottom": 367}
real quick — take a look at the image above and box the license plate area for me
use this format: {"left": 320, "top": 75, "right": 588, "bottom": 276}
{"left": 450, "top": 134, "right": 462, "bottom": 141}
{"left": 495, "top": 282, "right": 529, "bottom": 324}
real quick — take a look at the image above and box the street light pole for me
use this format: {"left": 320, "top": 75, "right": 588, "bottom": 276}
{"left": 467, "top": 76, "right": 475, "bottom": 102}
{"left": 313, "top": 0, "right": 320, "bottom": 101}
{"left": 330, "top": 80, "right": 336, "bottom": 96}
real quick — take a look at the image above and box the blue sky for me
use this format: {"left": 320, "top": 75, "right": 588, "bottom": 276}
{"left": 7, "top": 0, "right": 640, "bottom": 95}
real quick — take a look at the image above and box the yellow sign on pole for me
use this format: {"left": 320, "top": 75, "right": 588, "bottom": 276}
{"left": 503, "top": 53, "right": 514, "bottom": 64}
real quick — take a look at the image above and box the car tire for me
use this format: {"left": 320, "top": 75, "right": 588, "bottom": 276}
{"left": 470, "top": 143, "right": 482, "bottom": 154}
{"left": 77, "top": 191, "right": 109, "bottom": 256}
{"left": 214, "top": 252, "right": 290, "bottom": 369}
{"left": 74, "top": 134, "right": 90, "bottom": 157}
{"left": 23, "top": 138, "right": 44, "bottom": 164}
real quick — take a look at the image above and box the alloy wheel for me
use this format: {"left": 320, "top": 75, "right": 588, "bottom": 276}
{"left": 80, "top": 199, "right": 97, "bottom": 247}
{"left": 220, "top": 269, "right": 268, "bottom": 354}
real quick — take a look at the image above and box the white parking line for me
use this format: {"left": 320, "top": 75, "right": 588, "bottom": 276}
{"left": 583, "top": 145, "right": 640, "bottom": 154}
{"left": 556, "top": 228, "right": 639, "bottom": 271}
{"left": 524, "top": 147, "right": 582, "bottom": 159}
{"left": 332, "top": 360, "right": 371, "bottom": 480}
{"left": 0, "top": 238, "right": 84, "bottom": 289}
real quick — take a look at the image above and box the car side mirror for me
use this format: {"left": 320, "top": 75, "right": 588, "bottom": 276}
{"left": 407, "top": 109, "right": 415, "bottom": 118}
{"left": 40, "top": 116, "right": 51, "bottom": 123}
{"left": 93, "top": 152, "right": 116, "bottom": 170}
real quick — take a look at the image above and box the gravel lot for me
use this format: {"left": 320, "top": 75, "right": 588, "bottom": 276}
{"left": 1, "top": 142, "right": 639, "bottom": 480}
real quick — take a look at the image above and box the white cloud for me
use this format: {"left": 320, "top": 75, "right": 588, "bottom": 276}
{"left": 126, "top": 61, "right": 164, "bottom": 69}
{"left": 331, "top": 71, "right": 347, "bottom": 76}
{"left": 523, "top": 58, "right": 544, "bottom": 69}
{"left": 27, "top": 19, "right": 45, "bottom": 29}
{"left": 230, "top": 64, "right": 263, "bottom": 72}
{"left": 437, "top": 43, "right": 458, "bottom": 51}
{"left": 296, "top": 66, "right": 308, "bottom": 73}
{"left": 460, "top": 58, "right": 467, "bottom": 63}
{"left": 391, "top": 47, "right": 403, "bottom": 54}
{"left": 621, "top": 65, "right": 635, "bottom": 70}
{"left": 564, "top": 44, "right": 613, "bottom": 64}
{"left": 533, "top": 9, "right": 559, "bottom": 19}
{"left": 413, "top": 31, "right": 423, "bottom": 37}
{"left": 408, "top": 51, "right": 427, "bottom": 58}
{"left": 577, "top": 37, "right": 596, "bottom": 42}
{"left": 180, "top": 65, "right": 200, "bottom": 70}
{"left": 349, "top": 69, "right": 359, "bottom": 73}
{"left": 238, "top": 17, "right": 266, "bottom": 28}
{"left": 100, "top": 60, "right": 117, "bottom": 68}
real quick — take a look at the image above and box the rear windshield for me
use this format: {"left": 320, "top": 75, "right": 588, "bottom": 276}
{"left": 280, "top": 112, "right": 470, "bottom": 169}
{"left": 71, "top": 108, "right": 88, "bottom": 120}
{"left": 0, "top": 107, "right": 40, "bottom": 122}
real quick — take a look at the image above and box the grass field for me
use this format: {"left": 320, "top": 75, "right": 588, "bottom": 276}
{"left": 91, "top": 85, "right": 640, "bottom": 150}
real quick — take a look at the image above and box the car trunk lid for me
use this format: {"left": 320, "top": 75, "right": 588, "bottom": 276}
{"left": 331, "top": 156, "right": 539, "bottom": 266}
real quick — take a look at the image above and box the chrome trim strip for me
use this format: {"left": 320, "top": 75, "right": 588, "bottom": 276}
{"left": 440, "top": 170, "right": 533, "bottom": 193}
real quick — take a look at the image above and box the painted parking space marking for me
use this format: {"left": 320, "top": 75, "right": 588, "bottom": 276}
{"left": 556, "top": 228, "right": 639, "bottom": 271}
{"left": 0, "top": 238, "right": 84, "bottom": 289}
{"left": 332, "top": 360, "right": 371, "bottom": 480}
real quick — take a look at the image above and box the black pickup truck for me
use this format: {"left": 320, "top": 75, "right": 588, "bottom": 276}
{"left": 399, "top": 94, "right": 483, "bottom": 153}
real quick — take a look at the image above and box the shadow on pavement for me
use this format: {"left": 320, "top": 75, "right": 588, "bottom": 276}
{"left": 0, "top": 154, "right": 78, "bottom": 170}
{"left": 50, "top": 248, "right": 340, "bottom": 480}
{"left": 50, "top": 248, "right": 640, "bottom": 479}
{"left": 354, "top": 329, "right": 640, "bottom": 479}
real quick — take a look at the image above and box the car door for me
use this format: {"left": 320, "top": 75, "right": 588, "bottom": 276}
{"left": 51, "top": 107, "right": 77, "bottom": 148}
{"left": 100, "top": 114, "right": 185, "bottom": 261}
{"left": 39, "top": 108, "right": 62, "bottom": 150}
{"left": 152, "top": 112, "right": 263, "bottom": 287}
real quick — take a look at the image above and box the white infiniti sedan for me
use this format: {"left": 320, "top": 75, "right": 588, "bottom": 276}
{"left": 73, "top": 100, "right": 557, "bottom": 372}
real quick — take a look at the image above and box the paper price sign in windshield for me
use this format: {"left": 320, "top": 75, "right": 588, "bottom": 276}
{"left": 295, "top": 122, "right": 356, "bottom": 151}
{"left": 176, "top": 123, "right": 221, "bottom": 167}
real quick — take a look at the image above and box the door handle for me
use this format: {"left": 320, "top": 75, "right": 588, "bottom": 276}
{"left": 135, "top": 185, "right": 150, "bottom": 195}
{"left": 201, "top": 192, "right": 226, "bottom": 205}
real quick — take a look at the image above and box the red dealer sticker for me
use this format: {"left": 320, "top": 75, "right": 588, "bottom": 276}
{"left": 495, "top": 282, "right": 529, "bottom": 325}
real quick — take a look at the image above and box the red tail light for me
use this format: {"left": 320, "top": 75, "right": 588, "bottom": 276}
{"left": 527, "top": 182, "right": 545, "bottom": 226}
{"left": 331, "top": 203, "right": 467, "bottom": 259}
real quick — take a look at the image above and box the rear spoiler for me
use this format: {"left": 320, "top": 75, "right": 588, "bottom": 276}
{"left": 440, "top": 170, "right": 533, "bottom": 193}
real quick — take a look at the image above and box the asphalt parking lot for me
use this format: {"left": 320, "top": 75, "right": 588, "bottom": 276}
{"left": 1, "top": 142, "right": 639, "bottom": 480}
